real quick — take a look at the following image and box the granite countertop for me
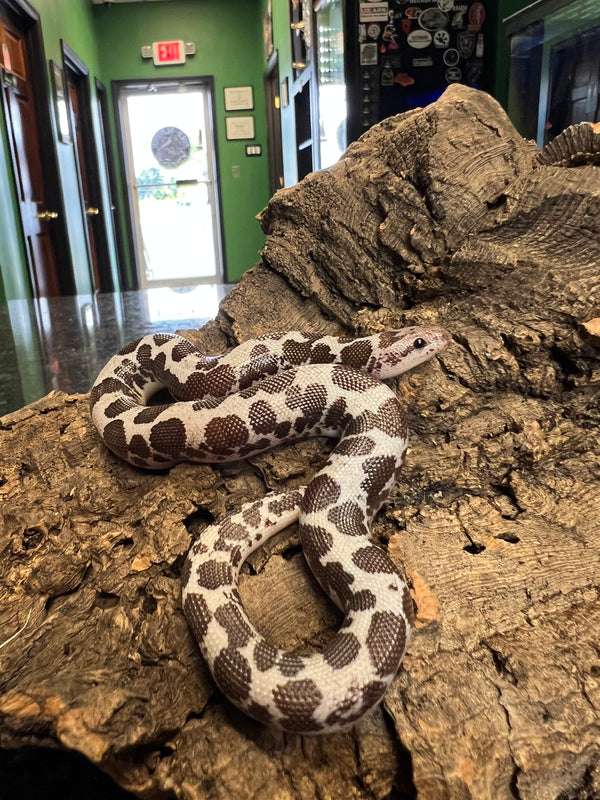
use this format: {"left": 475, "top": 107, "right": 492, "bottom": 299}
{"left": 0, "top": 284, "right": 234, "bottom": 418}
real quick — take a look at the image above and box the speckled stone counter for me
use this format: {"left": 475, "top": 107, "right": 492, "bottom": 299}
{"left": 0, "top": 284, "right": 233, "bottom": 418}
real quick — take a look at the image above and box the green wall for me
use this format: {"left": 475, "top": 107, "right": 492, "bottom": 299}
{"left": 92, "top": 0, "right": 270, "bottom": 283}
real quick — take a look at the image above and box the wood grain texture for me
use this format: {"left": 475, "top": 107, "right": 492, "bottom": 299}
{"left": 1, "top": 85, "right": 599, "bottom": 799}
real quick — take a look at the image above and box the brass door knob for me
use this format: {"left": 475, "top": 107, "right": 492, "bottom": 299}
{"left": 36, "top": 210, "right": 58, "bottom": 221}
{"left": 86, "top": 207, "right": 100, "bottom": 216}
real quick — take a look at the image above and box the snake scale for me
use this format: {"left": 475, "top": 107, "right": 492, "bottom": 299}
{"left": 90, "top": 326, "right": 450, "bottom": 733}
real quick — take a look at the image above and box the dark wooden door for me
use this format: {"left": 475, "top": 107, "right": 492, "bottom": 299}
{"left": 0, "top": 12, "right": 61, "bottom": 296}
{"left": 66, "top": 74, "right": 102, "bottom": 292}
{"left": 63, "top": 43, "right": 113, "bottom": 293}
{"left": 264, "top": 52, "right": 284, "bottom": 195}
{"left": 570, "top": 28, "right": 600, "bottom": 124}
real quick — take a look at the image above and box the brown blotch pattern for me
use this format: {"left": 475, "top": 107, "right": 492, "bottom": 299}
{"left": 204, "top": 414, "right": 249, "bottom": 454}
{"left": 134, "top": 406, "right": 169, "bottom": 425}
{"left": 102, "top": 419, "right": 128, "bottom": 457}
{"left": 213, "top": 648, "right": 252, "bottom": 703}
{"left": 129, "top": 434, "right": 152, "bottom": 460}
{"left": 255, "top": 640, "right": 278, "bottom": 672}
{"left": 352, "top": 545, "right": 396, "bottom": 575}
{"left": 366, "top": 611, "right": 407, "bottom": 676}
{"left": 335, "top": 435, "right": 376, "bottom": 457}
{"left": 374, "top": 398, "right": 407, "bottom": 438}
{"left": 183, "top": 593, "right": 212, "bottom": 641}
{"left": 282, "top": 339, "right": 312, "bottom": 365}
{"left": 273, "top": 678, "right": 323, "bottom": 731}
{"left": 119, "top": 337, "right": 143, "bottom": 355}
{"left": 268, "top": 492, "right": 302, "bottom": 516}
{"left": 331, "top": 365, "right": 374, "bottom": 393}
{"left": 195, "top": 561, "right": 233, "bottom": 590}
{"left": 248, "top": 400, "right": 277, "bottom": 435}
{"left": 171, "top": 339, "right": 197, "bottom": 361}
{"left": 148, "top": 417, "right": 187, "bottom": 457}
{"left": 323, "top": 633, "right": 361, "bottom": 670}
{"left": 242, "top": 505, "right": 262, "bottom": 529}
{"left": 214, "top": 602, "right": 253, "bottom": 648}
{"left": 360, "top": 454, "right": 397, "bottom": 514}
{"left": 349, "top": 589, "right": 377, "bottom": 611}
{"left": 302, "top": 474, "right": 341, "bottom": 512}
{"left": 90, "top": 327, "right": 435, "bottom": 731}
{"left": 278, "top": 653, "right": 305, "bottom": 677}
{"left": 104, "top": 397, "right": 134, "bottom": 418}
{"left": 298, "top": 524, "right": 334, "bottom": 559}
{"left": 327, "top": 501, "right": 368, "bottom": 537}
{"left": 339, "top": 340, "right": 374, "bottom": 370}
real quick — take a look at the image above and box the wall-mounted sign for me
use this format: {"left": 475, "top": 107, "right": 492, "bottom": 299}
{"left": 359, "top": 3, "right": 388, "bottom": 23}
{"left": 225, "top": 116, "right": 255, "bottom": 141}
{"left": 140, "top": 41, "right": 196, "bottom": 66}
{"left": 224, "top": 86, "right": 254, "bottom": 112}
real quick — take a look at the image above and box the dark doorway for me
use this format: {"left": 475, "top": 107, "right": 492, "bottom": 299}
{"left": 264, "top": 51, "right": 284, "bottom": 195}
{"left": 0, "top": 0, "right": 73, "bottom": 297}
{"left": 546, "top": 25, "right": 600, "bottom": 143}
{"left": 62, "top": 41, "right": 113, "bottom": 293}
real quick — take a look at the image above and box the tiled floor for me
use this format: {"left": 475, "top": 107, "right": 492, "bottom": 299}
{"left": 0, "top": 284, "right": 234, "bottom": 418}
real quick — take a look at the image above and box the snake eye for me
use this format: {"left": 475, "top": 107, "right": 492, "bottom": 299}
{"left": 413, "top": 338, "right": 427, "bottom": 349}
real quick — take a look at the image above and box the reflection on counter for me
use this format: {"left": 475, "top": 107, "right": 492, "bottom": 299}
{"left": 0, "top": 284, "right": 234, "bottom": 418}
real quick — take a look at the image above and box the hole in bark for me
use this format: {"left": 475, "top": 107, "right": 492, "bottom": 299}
{"left": 22, "top": 526, "right": 44, "bottom": 550}
{"left": 0, "top": 747, "right": 139, "bottom": 800}
{"left": 550, "top": 345, "right": 582, "bottom": 379}
{"left": 142, "top": 594, "right": 158, "bottom": 615}
{"left": 59, "top": 423, "right": 70, "bottom": 435}
{"left": 486, "top": 194, "right": 507, "bottom": 211}
{"left": 0, "top": 475, "right": 6, "bottom": 487}
{"left": 463, "top": 542, "right": 486, "bottom": 554}
{"left": 590, "top": 665, "right": 600, "bottom": 677}
{"left": 183, "top": 506, "right": 215, "bottom": 532}
{"left": 113, "top": 537, "right": 134, "bottom": 550}
{"left": 282, "top": 544, "right": 303, "bottom": 561}
{"left": 94, "top": 590, "right": 120, "bottom": 609}
{"left": 495, "top": 532, "right": 520, "bottom": 544}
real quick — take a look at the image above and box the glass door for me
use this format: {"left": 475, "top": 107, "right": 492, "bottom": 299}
{"left": 315, "top": 0, "right": 346, "bottom": 168}
{"left": 118, "top": 80, "right": 223, "bottom": 288}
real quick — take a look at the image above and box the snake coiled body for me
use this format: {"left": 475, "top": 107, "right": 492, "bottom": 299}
{"left": 90, "top": 327, "right": 449, "bottom": 733}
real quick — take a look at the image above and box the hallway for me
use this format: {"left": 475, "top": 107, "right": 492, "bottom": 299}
{"left": 0, "top": 283, "right": 233, "bottom": 417}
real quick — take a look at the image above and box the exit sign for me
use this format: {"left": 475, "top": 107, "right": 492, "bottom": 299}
{"left": 152, "top": 40, "right": 185, "bottom": 66}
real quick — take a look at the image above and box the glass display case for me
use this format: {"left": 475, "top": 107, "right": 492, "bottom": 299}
{"left": 506, "top": 0, "right": 600, "bottom": 145}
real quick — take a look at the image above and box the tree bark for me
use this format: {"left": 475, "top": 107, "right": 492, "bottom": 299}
{"left": 1, "top": 85, "right": 600, "bottom": 800}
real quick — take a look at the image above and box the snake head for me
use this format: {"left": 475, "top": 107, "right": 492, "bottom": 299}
{"left": 374, "top": 325, "right": 451, "bottom": 378}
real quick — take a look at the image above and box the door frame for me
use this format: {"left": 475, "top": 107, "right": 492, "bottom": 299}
{"left": 112, "top": 75, "right": 226, "bottom": 289}
{"left": 0, "top": 0, "right": 74, "bottom": 296}
{"left": 61, "top": 39, "right": 114, "bottom": 293}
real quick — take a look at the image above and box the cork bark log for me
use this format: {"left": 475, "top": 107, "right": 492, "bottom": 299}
{"left": 1, "top": 85, "right": 600, "bottom": 800}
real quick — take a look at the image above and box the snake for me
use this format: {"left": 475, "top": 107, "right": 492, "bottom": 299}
{"left": 90, "top": 326, "right": 450, "bottom": 733}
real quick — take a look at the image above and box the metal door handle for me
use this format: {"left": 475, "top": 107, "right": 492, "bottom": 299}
{"left": 86, "top": 207, "right": 100, "bottom": 216}
{"left": 36, "top": 210, "right": 58, "bottom": 221}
